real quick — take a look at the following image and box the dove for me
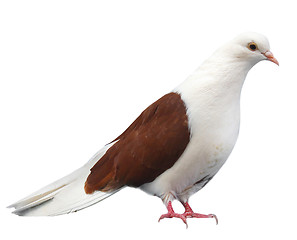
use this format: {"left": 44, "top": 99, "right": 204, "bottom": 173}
{"left": 8, "top": 32, "right": 278, "bottom": 227}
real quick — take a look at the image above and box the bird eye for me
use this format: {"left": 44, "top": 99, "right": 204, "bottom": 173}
{"left": 247, "top": 42, "right": 258, "bottom": 51}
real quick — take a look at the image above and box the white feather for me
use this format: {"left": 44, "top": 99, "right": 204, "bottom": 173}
{"left": 9, "top": 142, "right": 120, "bottom": 216}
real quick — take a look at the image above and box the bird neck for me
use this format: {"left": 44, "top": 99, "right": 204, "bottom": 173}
{"left": 176, "top": 57, "right": 253, "bottom": 102}
{"left": 197, "top": 53, "right": 254, "bottom": 88}
{"left": 174, "top": 55, "right": 257, "bottom": 129}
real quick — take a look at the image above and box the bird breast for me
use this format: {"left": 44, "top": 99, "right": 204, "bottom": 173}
{"left": 141, "top": 87, "right": 241, "bottom": 197}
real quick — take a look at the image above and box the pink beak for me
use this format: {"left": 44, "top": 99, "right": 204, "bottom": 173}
{"left": 263, "top": 51, "right": 279, "bottom": 66}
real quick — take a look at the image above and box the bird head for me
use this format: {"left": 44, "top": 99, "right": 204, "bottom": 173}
{"left": 230, "top": 32, "right": 279, "bottom": 66}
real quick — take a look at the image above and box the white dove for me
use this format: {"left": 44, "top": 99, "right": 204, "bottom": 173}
{"left": 8, "top": 32, "right": 278, "bottom": 227}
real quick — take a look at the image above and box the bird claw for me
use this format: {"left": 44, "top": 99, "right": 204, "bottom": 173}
{"left": 209, "top": 214, "right": 219, "bottom": 225}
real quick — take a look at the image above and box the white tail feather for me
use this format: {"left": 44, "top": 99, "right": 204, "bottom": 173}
{"left": 8, "top": 142, "right": 120, "bottom": 216}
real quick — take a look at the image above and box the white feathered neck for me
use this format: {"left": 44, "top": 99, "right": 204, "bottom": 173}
{"left": 174, "top": 41, "right": 259, "bottom": 136}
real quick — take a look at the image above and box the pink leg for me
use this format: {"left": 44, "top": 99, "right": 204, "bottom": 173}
{"left": 182, "top": 202, "right": 218, "bottom": 224}
{"left": 158, "top": 201, "right": 188, "bottom": 228}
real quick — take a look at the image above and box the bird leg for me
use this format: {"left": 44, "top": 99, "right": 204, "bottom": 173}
{"left": 182, "top": 201, "right": 218, "bottom": 225}
{"left": 158, "top": 201, "right": 188, "bottom": 227}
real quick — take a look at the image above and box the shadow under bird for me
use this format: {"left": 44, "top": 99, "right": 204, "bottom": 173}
{"left": 8, "top": 32, "right": 278, "bottom": 228}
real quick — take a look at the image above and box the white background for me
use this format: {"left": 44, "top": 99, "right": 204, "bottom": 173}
{"left": 0, "top": 0, "right": 296, "bottom": 239}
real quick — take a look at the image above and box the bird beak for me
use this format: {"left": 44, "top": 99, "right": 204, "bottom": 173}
{"left": 263, "top": 51, "right": 279, "bottom": 66}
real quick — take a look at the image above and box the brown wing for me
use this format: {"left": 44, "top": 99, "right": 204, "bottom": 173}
{"left": 84, "top": 92, "right": 190, "bottom": 194}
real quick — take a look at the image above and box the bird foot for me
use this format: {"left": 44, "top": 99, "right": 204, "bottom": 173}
{"left": 158, "top": 212, "right": 188, "bottom": 228}
{"left": 158, "top": 211, "right": 218, "bottom": 228}
{"left": 158, "top": 201, "right": 218, "bottom": 228}
{"left": 183, "top": 211, "right": 218, "bottom": 225}
{"left": 183, "top": 201, "right": 218, "bottom": 224}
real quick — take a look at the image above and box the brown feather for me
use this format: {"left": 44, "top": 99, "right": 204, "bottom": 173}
{"left": 84, "top": 92, "right": 190, "bottom": 194}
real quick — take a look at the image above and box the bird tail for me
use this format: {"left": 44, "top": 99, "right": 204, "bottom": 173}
{"left": 8, "top": 143, "right": 121, "bottom": 216}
